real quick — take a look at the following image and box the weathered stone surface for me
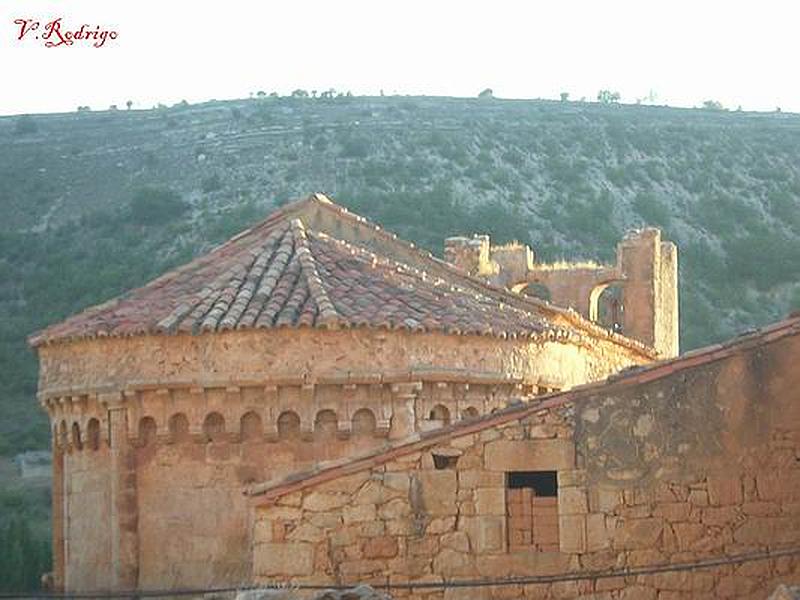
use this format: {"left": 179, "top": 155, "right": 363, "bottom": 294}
{"left": 253, "top": 542, "right": 314, "bottom": 576}
{"left": 707, "top": 476, "right": 743, "bottom": 506}
{"left": 382, "top": 473, "right": 410, "bottom": 493}
{"left": 426, "top": 517, "right": 456, "bottom": 535}
{"left": 617, "top": 585, "right": 656, "bottom": 600}
{"left": 654, "top": 502, "right": 692, "bottom": 522}
{"left": 458, "top": 470, "right": 505, "bottom": 489}
{"left": 235, "top": 589, "right": 295, "bottom": 600}
{"left": 586, "top": 512, "right": 611, "bottom": 551}
{"left": 558, "top": 486, "right": 588, "bottom": 515}
{"left": 615, "top": 517, "right": 663, "bottom": 550}
{"left": 287, "top": 522, "right": 325, "bottom": 543}
{"left": 588, "top": 486, "right": 622, "bottom": 513}
{"left": 417, "top": 471, "right": 457, "bottom": 516}
{"left": 484, "top": 439, "right": 575, "bottom": 471}
{"left": 343, "top": 503, "right": 377, "bottom": 524}
{"left": 474, "top": 488, "right": 506, "bottom": 515}
{"left": 461, "top": 516, "right": 505, "bottom": 553}
{"left": 558, "top": 514, "right": 586, "bottom": 553}
{"left": 440, "top": 531, "right": 470, "bottom": 553}
{"left": 477, "top": 549, "right": 573, "bottom": 577}
{"left": 303, "top": 491, "right": 350, "bottom": 512}
{"left": 649, "top": 570, "right": 715, "bottom": 592}
{"left": 432, "top": 548, "right": 472, "bottom": 576}
{"left": 379, "top": 498, "right": 411, "bottom": 520}
{"left": 362, "top": 537, "right": 398, "bottom": 559}
{"left": 557, "top": 469, "right": 587, "bottom": 487}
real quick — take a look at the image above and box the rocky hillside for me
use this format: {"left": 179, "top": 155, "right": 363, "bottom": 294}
{"left": 2, "top": 95, "right": 800, "bottom": 453}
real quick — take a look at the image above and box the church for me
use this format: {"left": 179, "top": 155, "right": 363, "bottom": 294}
{"left": 30, "top": 194, "right": 799, "bottom": 598}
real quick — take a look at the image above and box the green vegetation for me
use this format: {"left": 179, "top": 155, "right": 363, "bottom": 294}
{"left": 0, "top": 515, "right": 50, "bottom": 592}
{"left": 0, "top": 482, "right": 51, "bottom": 593}
{"left": 13, "top": 115, "right": 38, "bottom": 135}
{"left": 1, "top": 93, "right": 800, "bottom": 459}
{"left": 129, "top": 187, "right": 188, "bottom": 225}
{"left": 201, "top": 173, "right": 223, "bottom": 193}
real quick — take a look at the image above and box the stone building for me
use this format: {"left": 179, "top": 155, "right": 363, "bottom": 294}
{"left": 248, "top": 315, "right": 800, "bottom": 599}
{"left": 30, "top": 193, "right": 696, "bottom": 594}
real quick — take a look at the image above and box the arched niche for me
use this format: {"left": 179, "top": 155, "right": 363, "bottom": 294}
{"left": 71, "top": 422, "right": 83, "bottom": 451}
{"left": 168, "top": 413, "right": 190, "bottom": 443}
{"left": 86, "top": 418, "right": 101, "bottom": 451}
{"left": 590, "top": 281, "right": 625, "bottom": 332}
{"left": 429, "top": 404, "right": 451, "bottom": 426}
{"left": 277, "top": 411, "right": 301, "bottom": 440}
{"left": 202, "top": 412, "right": 226, "bottom": 442}
{"left": 240, "top": 411, "right": 263, "bottom": 441}
{"left": 139, "top": 416, "right": 158, "bottom": 446}
{"left": 352, "top": 408, "right": 377, "bottom": 437}
{"left": 314, "top": 409, "right": 338, "bottom": 439}
{"left": 462, "top": 406, "right": 480, "bottom": 420}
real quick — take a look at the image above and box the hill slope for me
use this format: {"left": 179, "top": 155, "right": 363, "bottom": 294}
{"left": 2, "top": 95, "right": 800, "bottom": 452}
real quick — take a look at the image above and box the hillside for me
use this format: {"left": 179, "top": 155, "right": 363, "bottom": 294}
{"left": 2, "top": 95, "right": 800, "bottom": 455}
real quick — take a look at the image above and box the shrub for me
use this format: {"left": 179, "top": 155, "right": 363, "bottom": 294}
{"left": 340, "top": 136, "right": 370, "bottom": 158}
{"left": 201, "top": 173, "right": 223, "bottom": 193}
{"left": 13, "top": 115, "right": 37, "bottom": 135}
{"left": 129, "top": 187, "right": 188, "bottom": 225}
{"left": 633, "top": 192, "right": 671, "bottom": 227}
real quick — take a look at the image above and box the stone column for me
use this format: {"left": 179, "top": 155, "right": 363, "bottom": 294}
{"left": 389, "top": 382, "right": 421, "bottom": 440}
{"left": 103, "top": 393, "right": 139, "bottom": 590}
{"left": 51, "top": 429, "right": 66, "bottom": 590}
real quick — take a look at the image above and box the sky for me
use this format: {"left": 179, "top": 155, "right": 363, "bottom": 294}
{"left": 1, "top": 0, "right": 799, "bottom": 116}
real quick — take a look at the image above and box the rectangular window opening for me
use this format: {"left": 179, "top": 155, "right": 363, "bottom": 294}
{"left": 507, "top": 470, "right": 558, "bottom": 496}
{"left": 506, "top": 470, "right": 560, "bottom": 552}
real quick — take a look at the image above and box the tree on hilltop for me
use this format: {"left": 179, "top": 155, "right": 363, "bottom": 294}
{"left": 597, "top": 90, "right": 621, "bottom": 104}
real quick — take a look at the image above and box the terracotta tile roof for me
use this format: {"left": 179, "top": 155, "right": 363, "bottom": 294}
{"left": 29, "top": 198, "right": 578, "bottom": 347}
{"left": 246, "top": 314, "right": 800, "bottom": 504}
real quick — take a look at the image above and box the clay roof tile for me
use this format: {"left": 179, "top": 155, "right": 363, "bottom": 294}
{"left": 28, "top": 194, "right": 632, "bottom": 348}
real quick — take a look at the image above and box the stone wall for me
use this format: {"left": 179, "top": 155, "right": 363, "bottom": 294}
{"left": 251, "top": 327, "right": 800, "bottom": 599}
{"left": 444, "top": 228, "right": 680, "bottom": 358}
{"left": 60, "top": 442, "right": 113, "bottom": 591}
{"left": 40, "top": 324, "right": 650, "bottom": 592}
{"left": 36, "top": 329, "right": 649, "bottom": 397}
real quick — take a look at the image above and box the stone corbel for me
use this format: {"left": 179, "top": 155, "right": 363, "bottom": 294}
{"left": 389, "top": 381, "right": 422, "bottom": 440}
{"left": 300, "top": 384, "right": 315, "bottom": 440}
{"left": 188, "top": 386, "right": 205, "bottom": 435}
{"left": 337, "top": 383, "right": 358, "bottom": 439}
{"left": 263, "top": 385, "right": 279, "bottom": 441}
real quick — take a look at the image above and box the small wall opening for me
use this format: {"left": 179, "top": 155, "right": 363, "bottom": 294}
{"left": 168, "top": 413, "right": 190, "bottom": 443}
{"left": 71, "top": 423, "right": 83, "bottom": 451}
{"left": 352, "top": 408, "right": 377, "bottom": 437}
{"left": 240, "top": 411, "right": 263, "bottom": 441}
{"left": 432, "top": 453, "right": 460, "bottom": 470}
{"left": 277, "top": 411, "right": 301, "bottom": 440}
{"left": 590, "top": 283, "right": 624, "bottom": 332}
{"left": 462, "top": 406, "right": 480, "bottom": 420}
{"left": 508, "top": 471, "right": 558, "bottom": 495}
{"left": 202, "top": 412, "right": 226, "bottom": 442}
{"left": 314, "top": 409, "right": 338, "bottom": 439}
{"left": 86, "top": 418, "right": 100, "bottom": 451}
{"left": 139, "top": 417, "right": 158, "bottom": 446}
{"left": 506, "top": 470, "right": 559, "bottom": 552}
{"left": 429, "top": 404, "right": 451, "bottom": 425}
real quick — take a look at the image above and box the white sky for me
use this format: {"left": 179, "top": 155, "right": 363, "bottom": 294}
{"left": 1, "top": 0, "right": 799, "bottom": 116}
